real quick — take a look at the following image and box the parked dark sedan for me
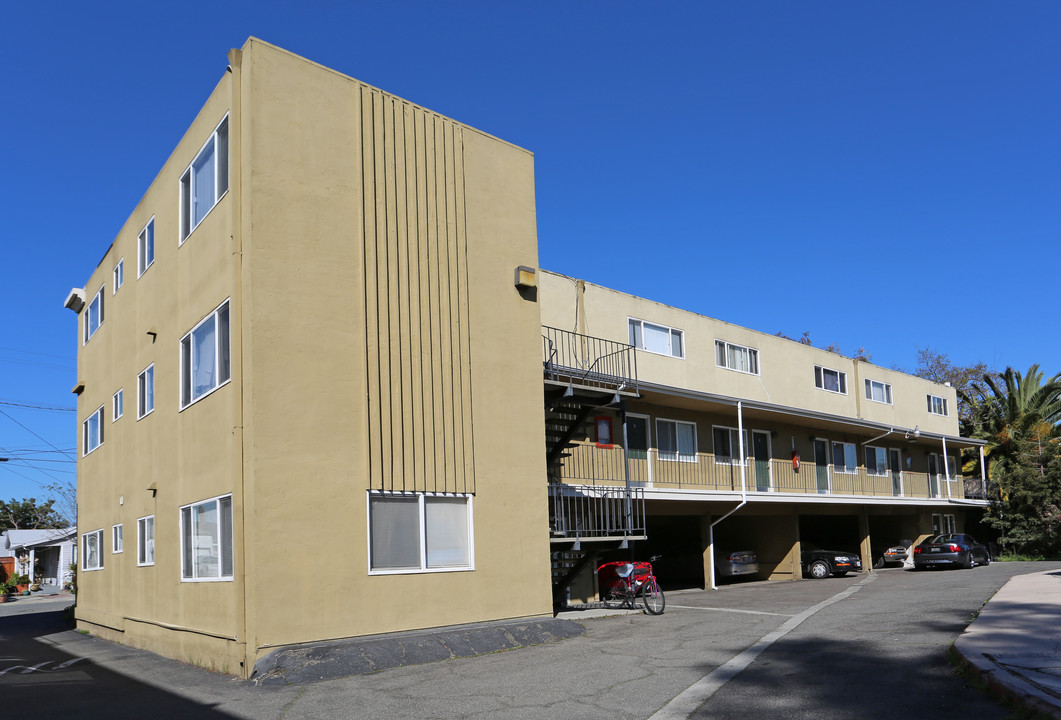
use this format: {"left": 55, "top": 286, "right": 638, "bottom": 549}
{"left": 913, "top": 533, "right": 990, "bottom": 570}
{"left": 801, "top": 545, "right": 863, "bottom": 579}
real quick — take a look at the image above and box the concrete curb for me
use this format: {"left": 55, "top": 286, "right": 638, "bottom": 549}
{"left": 251, "top": 617, "right": 586, "bottom": 686}
{"left": 952, "top": 639, "right": 1061, "bottom": 720}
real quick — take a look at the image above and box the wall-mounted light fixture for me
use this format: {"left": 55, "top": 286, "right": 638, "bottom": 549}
{"left": 905, "top": 426, "right": 921, "bottom": 440}
{"left": 514, "top": 265, "right": 537, "bottom": 289}
{"left": 64, "top": 288, "right": 86, "bottom": 314}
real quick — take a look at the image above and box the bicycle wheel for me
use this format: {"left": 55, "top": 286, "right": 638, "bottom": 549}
{"left": 641, "top": 579, "right": 666, "bottom": 615}
{"left": 602, "top": 582, "right": 628, "bottom": 609}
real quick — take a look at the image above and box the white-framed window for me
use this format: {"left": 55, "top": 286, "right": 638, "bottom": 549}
{"left": 112, "top": 524, "right": 123, "bottom": 553}
{"left": 180, "top": 116, "right": 229, "bottom": 242}
{"left": 865, "top": 379, "right": 892, "bottom": 404}
{"left": 138, "top": 364, "right": 155, "bottom": 419}
{"left": 138, "top": 515, "right": 155, "bottom": 566}
{"left": 83, "top": 285, "right": 104, "bottom": 344}
{"left": 180, "top": 494, "right": 233, "bottom": 581}
{"left": 865, "top": 445, "right": 888, "bottom": 476}
{"left": 927, "top": 394, "right": 949, "bottom": 416}
{"left": 932, "top": 513, "right": 957, "bottom": 535}
{"left": 181, "top": 300, "right": 231, "bottom": 408}
{"left": 113, "top": 259, "right": 124, "bottom": 292}
{"left": 928, "top": 453, "right": 958, "bottom": 481}
{"left": 368, "top": 492, "right": 474, "bottom": 574}
{"left": 112, "top": 389, "right": 123, "bottom": 421}
{"left": 831, "top": 441, "right": 857, "bottom": 473}
{"left": 815, "top": 365, "right": 847, "bottom": 394}
{"left": 83, "top": 405, "right": 104, "bottom": 456}
{"left": 628, "top": 318, "right": 684, "bottom": 358}
{"left": 656, "top": 418, "right": 697, "bottom": 462}
{"left": 715, "top": 340, "right": 759, "bottom": 375}
{"left": 138, "top": 218, "right": 155, "bottom": 277}
{"left": 82, "top": 529, "right": 104, "bottom": 571}
{"left": 712, "top": 425, "right": 750, "bottom": 464}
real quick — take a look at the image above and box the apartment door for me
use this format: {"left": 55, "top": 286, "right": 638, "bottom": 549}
{"left": 889, "top": 448, "right": 902, "bottom": 496}
{"left": 752, "top": 431, "right": 771, "bottom": 491}
{"left": 927, "top": 455, "right": 939, "bottom": 497}
{"left": 813, "top": 439, "right": 829, "bottom": 494}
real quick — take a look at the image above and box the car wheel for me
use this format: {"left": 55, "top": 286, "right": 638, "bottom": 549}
{"left": 984, "top": 553, "right": 991, "bottom": 566}
{"left": 809, "top": 560, "right": 830, "bottom": 579}
{"left": 962, "top": 553, "right": 974, "bottom": 569}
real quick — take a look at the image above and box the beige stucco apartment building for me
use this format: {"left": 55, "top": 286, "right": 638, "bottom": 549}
{"left": 67, "top": 38, "right": 987, "bottom": 678}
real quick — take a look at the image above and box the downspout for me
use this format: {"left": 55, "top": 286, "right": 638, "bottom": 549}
{"left": 979, "top": 445, "right": 987, "bottom": 497}
{"left": 620, "top": 399, "right": 634, "bottom": 561}
{"left": 942, "top": 437, "right": 952, "bottom": 500}
{"left": 709, "top": 401, "right": 748, "bottom": 590}
{"left": 860, "top": 428, "right": 895, "bottom": 446}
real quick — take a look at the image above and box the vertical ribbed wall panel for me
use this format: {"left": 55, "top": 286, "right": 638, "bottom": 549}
{"left": 361, "top": 87, "right": 475, "bottom": 495}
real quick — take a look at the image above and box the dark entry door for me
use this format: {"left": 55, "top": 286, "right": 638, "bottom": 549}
{"left": 813, "top": 439, "right": 829, "bottom": 494}
{"left": 889, "top": 448, "right": 902, "bottom": 496}
{"left": 753, "top": 431, "right": 770, "bottom": 491}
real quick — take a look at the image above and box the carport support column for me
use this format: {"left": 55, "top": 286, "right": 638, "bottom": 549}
{"left": 699, "top": 513, "right": 714, "bottom": 590}
{"left": 858, "top": 507, "right": 872, "bottom": 573}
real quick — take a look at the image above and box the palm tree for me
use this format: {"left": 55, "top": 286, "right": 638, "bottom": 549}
{"left": 964, "top": 364, "right": 1061, "bottom": 482}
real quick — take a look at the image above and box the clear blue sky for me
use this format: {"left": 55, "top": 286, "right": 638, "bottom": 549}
{"left": 2, "top": 1, "right": 1058, "bottom": 509}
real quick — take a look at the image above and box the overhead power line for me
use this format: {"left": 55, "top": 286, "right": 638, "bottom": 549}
{"left": 0, "top": 399, "right": 76, "bottom": 412}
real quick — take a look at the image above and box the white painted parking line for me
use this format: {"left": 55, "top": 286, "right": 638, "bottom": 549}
{"left": 667, "top": 605, "right": 794, "bottom": 617}
{"left": 651, "top": 574, "right": 878, "bottom": 720}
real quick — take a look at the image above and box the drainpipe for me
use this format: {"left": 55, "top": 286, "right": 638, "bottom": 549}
{"left": 979, "top": 445, "right": 987, "bottom": 497}
{"left": 942, "top": 437, "right": 952, "bottom": 500}
{"left": 708, "top": 401, "right": 748, "bottom": 590}
{"left": 860, "top": 428, "right": 895, "bottom": 446}
{"left": 620, "top": 399, "right": 634, "bottom": 561}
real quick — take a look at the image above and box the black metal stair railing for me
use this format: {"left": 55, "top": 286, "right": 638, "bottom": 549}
{"left": 542, "top": 326, "right": 638, "bottom": 394}
{"left": 548, "top": 483, "right": 646, "bottom": 540}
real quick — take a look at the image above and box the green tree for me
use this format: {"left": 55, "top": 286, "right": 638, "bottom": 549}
{"left": 910, "top": 347, "right": 992, "bottom": 430}
{"left": 0, "top": 497, "right": 67, "bottom": 531}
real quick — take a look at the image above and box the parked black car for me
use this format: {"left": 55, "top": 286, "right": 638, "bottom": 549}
{"left": 912, "top": 533, "right": 990, "bottom": 570}
{"left": 801, "top": 545, "right": 863, "bottom": 579}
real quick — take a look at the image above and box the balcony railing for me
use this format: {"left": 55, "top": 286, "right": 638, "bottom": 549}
{"left": 549, "top": 483, "right": 646, "bottom": 540}
{"left": 542, "top": 326, "right": 637, "bottom": 393}
{"left": 558, "top": 444, "right": 985, "bottom": 501}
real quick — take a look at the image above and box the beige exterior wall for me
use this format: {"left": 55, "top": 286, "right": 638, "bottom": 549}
{"left": 74, "top": 38, "right": 550, "bottom": 678}
{"left": 539, "top": 270, "right": 960, "bottom": 438}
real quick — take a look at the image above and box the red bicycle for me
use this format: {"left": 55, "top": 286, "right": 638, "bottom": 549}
{"left": 597, "top": 556, "right": 665, "bottom": 615}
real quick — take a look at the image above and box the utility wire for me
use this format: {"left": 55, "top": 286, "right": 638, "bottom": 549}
{"left": 0, "top": 408, "right": 77, "bottom": 461}
{"left": 0, "top": 399, "right": 76, "bottom": 412}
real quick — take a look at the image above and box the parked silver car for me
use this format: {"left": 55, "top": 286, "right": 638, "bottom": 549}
{"left": 716, "top": 549, "right": 759, "bottom": 578}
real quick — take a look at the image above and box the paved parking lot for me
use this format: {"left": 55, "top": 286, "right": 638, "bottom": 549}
{"left": 4, "top": 563, "right": 1058, "bottom": 719}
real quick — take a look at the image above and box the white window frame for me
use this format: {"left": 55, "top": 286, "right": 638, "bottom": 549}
{"left": 865, "top": 445, "right": 888, "bottom": 476}
{"left": 112, "top": 388, "right": 123, "bottom": 421}
{"left": 815, "top": 365, "right": 847, "bottom": 394}
{"left": 82, "top": 529, "right": 104, "bottom": 571}
{"left": 180, "top": 300, "right": 232, "bottom": 409}
{"left": 831, "top": 441, "right": 858, "bottom": 474}
{"left": 113, "top": 258, "right": 124, "bottom": 292}
{"left": 929, "top": 452, "right": 958, "bottom": 482}
{"left": 714, "top": 340, "right": 759, "bottom": 375}
{"left": 179, "top": 494, "right": 234, "bottom": 582}
{"left": 180, "top": 115, "right": 229, "bottom": 243}
{"left": 83, "top": 405, "right": 104, "bottom": 456}
{"left": 932, "top": 513, "right": 957, "bottom": 535}
{"left": 656, "top": 418, "right": 698, "bottom": 462}
{"left": 367, "top": 492, "right": 475, "bottom": 575}
{"left": 927, "top": 394, "right": 949, "bottom": 416}
{"left": 138, "top": 217, "right": 155, "bottom": 278}
{"left": 112, "top": 523, "right": 123, "bottom": 553}
{"left": 712, "top": 424, "right": 750, "bottom": 465}
{"left": 83, "top": 285, "right": 104, "bottom": 344}
{"left": 137, "top": 515, "right": 155, "bottom": 566}
{"left": 864, "top": 379, "right": 892, "bottom": 405}
{"left": 628, "top": 317, "right": 684, "bottom": 359}
{"left": 138, "top": 364, "right": 155, "bottom": 419}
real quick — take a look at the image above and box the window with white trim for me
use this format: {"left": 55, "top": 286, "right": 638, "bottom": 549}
{"left": 112, "top": 524, "right": 123, "bottom": 553}
{"left": 831, "top": 441, "right": 857, "bottom": 473}
{"left": 928, "top": 453, "right": 958, "bottom": 480}
{"left": 138, "top": 364, "right": 154, "bottom": 419}
{"left": 136, "top": 515, "right": 154, "bottom": 564}
{"left": 932, "top": 513, "right": 957, "bottom": 535}
{"left": 138, "top": 218, "right": 155, "bottom": 277}
{"left": 712, "top": 425, "right": 750, "bottom": 464}
{"left": 927, "top": 394, "right": 948, "bottom": 416}
{"left": 113, "top": 259, "right": 124, "bottom": 292}
{"left": 715, "top": 340, "right": 759, "bottom": 374}
{"left": 815, "top": 365, "right": 847, "bottom": 394}
{"left": 656, "top": 419, "right": 697, "bottom": 462}
{"left": 180, "top": 116, "right": 229, "bottom": 242}
{"left": 138, "top": 515, "right": 155, "bottom": 566}
{"left": 181, "top": 300, "right": 231, "bottom": 408}
{"left": 865, "top": 445, "right": 888, "bottom": 476}
{"left": 83, "top": 285, "right": 104, "bottom": 344}
{"left": 368, "top": 492, "right": 474, "bottom": 573}
{"left": 180, "top": 495, "right": 233, "bottom": 580}
{"left": 629, "top": 318, "right": 684, "bottom": 358}
{"left": 83, "top": 406, "right": 104, "bottom": 456}
{"left": 112, "top": 389, "right": 123, "bottom": 421}
{"left": 865, "top": 379, "right": 892, "bottom": 404}
{"left": 82, "top": 529, "right": 103, "bottom": 571}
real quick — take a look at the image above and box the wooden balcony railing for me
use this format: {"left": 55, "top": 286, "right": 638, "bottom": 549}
{"left": 558, "top": 444, "right": 984, "bottom": 501}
